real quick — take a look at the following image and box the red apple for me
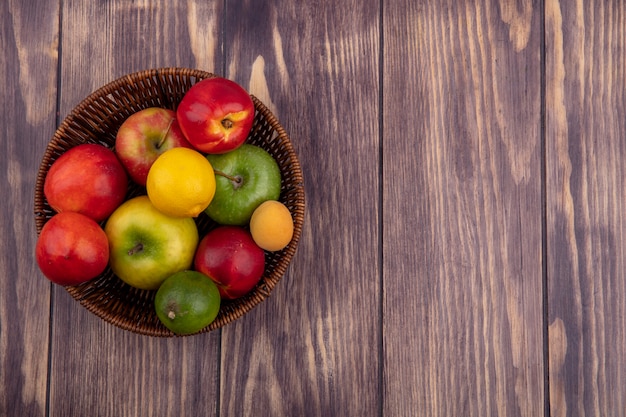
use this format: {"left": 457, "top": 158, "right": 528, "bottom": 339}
{"left": 44, "top": 143, "right": 128, "bottom": 222}
{"left": 36, "top": 212, "right": 109, "bottom": 286}
{"left": 176, "top": 77, "right": 255, "bottom": 154}
{"left": 115, "top": 107, "right": 193, "bottom": 185}
{"left": 193, "top": 226, "right": 265, "bottom": 300}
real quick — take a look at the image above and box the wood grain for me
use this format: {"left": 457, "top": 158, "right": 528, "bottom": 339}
{"left": 218, "top": 1, "right": 381, "bottom": 415}
{"left": 546, "top": 0, "right": 626, "bottom": 415}
{"left": 382, "top": 0, "right": 544, "bottom": 415}
{"left": 0, "top": 0, "right": 58, "bottom": 415}
{"left": 4, "top": 0, "right": 626, "bottom": 415}
{"left": 46, "top": 1, "right": 223, "bottom": 416}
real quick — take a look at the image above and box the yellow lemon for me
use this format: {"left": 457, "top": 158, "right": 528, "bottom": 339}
{"left": 249, "top": 200, "right": 294, "bottom": 251}
{"left": 146, "top": 147, "right": 216, "bottom": 218}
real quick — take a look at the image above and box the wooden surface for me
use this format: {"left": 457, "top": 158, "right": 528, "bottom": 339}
{"left": 1, "top": 0, "right": 624, "bottom": 415}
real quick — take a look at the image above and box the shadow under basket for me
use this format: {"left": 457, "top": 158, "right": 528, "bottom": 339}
{"left": 34, "top": 68, "right": 305, "bottom": 337}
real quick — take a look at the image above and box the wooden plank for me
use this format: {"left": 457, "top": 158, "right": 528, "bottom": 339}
{"left": 0, "top": 1, "right": 59, "bottom": 416}
{"left": 47, "top": 1, "right": 224, "bottom": 416}
{"left": 545, "top": 0, "right": 626, "bottom": 415}
{"left": 217, "top": 1, "right": 381, "bottom": 415}
{"left": 382, "top": 0, "right": 544, "bottom": 415}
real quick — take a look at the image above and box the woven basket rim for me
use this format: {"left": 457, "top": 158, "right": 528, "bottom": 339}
{"left": 34, "top": 67, "right": 305, "bottom": 337}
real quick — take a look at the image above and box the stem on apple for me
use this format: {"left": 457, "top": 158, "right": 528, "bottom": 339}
{"left": 214, "top": 169, "right": 243, "bottom": 187}
{"left": 127, "top": 242, "right": 144, "bottom": 256}
{"left": 221, "top": 118, "right": 233, "bottom": 129}
{"left": 156, "top": 118, "right": 175, "bottom": 149}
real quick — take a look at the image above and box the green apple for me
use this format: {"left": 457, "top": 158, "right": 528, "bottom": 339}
{"left": 104, "top": 195, "right": 199, "bottom": 290}
{"left": 205, "top": 144, "right": 281, "bottom": 225}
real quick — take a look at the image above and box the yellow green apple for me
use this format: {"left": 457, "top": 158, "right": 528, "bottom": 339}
{"left": 104, "top": 195, "right": 199, "bottom": 290}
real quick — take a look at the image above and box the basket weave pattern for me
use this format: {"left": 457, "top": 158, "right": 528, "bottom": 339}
{"left": 34, "top": 68, "right": 305, "bottom": 337}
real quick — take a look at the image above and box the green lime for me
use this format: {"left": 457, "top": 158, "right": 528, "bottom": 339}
{"left": 155, "top": 270, "right": 221, "bottom": 335}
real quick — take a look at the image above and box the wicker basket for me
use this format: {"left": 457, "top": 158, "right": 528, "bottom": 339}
{"left": 34, "top": 68, "right": 305, "bottom": 337}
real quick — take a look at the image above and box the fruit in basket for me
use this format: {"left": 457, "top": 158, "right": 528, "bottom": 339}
{"left": 115, "top": 107, "right": 193, "bottom": 186}
{"left": 194, "top": 226, "right": 265, "bottom": 300}
{"left": 146, "top": 147, "right": 216, "bottom": 218}
{"left": 43, "top": 143, "right": 128, "bottom": 222}
{"left": 155, "top": 270, "right": 221, "bottom": 335}
{"left": 176, "top": 77, "right": 254, "bottom": 154}
{"left": 250, "top": 200, "right": 294, "bottom": 251}
{"left": 35, "top": 212, "right": 109, "bottom": 286}
{"left": 205, "top": 144, "right": 281, "bottom": 225}
{"left": 104, "top": 196, "right": 199, "bottom": 290}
